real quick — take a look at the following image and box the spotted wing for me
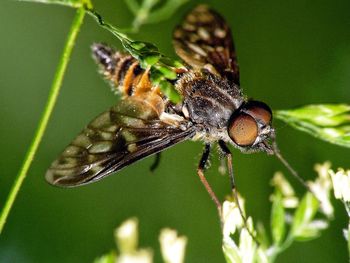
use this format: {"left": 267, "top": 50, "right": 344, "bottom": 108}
{"left": 46, "top": 98, "right": 194, "bottom": 187}
{"left": 173, "top": 5, "right": 240, "bottom": 84}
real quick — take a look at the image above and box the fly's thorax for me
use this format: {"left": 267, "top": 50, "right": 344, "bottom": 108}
{"left": 176, "top": 71, "right": 244, "bottom": 129}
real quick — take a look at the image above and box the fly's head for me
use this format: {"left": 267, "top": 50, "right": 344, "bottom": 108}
{"left": 227, "top": 100, "right": 275, "bottom": 154}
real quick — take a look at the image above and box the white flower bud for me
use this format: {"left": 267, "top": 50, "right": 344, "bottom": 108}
{"left": 159, "top": 228, "right": 187, "bottom": 263}
{"left": 329, "top": 169, "right": 350, "bottom": 202}
{"left": 222, "top": 200, "right": 244, "bottom": 238}
{"left": 115, "top": 218, "right": 138, "bottom": 254}
{"left": 307, "top": 162, "right": 333, "bottom": 217}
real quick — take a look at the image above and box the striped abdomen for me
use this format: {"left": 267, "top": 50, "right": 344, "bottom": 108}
{"left": 92, "top": 43, "right": 165, "bottom": 115}
{"left": 92, "top": 43, "right": 160, "bottom": 98}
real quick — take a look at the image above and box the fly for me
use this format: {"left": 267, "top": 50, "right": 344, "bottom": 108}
{"left": 46, "top": 5, "right": 303, "bottom": 219}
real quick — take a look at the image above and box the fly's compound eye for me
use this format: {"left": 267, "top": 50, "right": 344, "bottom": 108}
{"left": 245, "top": 101, "right": 272, "bottom": 125}
{"left": 228, "top": 114, "right": 258, "bottom": 146}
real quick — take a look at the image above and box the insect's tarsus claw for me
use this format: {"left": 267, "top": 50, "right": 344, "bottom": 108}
{"left": 149, "top": 153, "right": 161, "bottom": 172}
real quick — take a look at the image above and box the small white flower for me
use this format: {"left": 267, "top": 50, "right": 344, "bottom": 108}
{"left": 307, "top": 162, "right": 333, "bottom": 217}
{"left": 306, "top": 219, "right": 329, "bottom": 230}
{"left": 115, "top": 217, "right": 138, "bottom": 254}
{"left": 222, "top": 199, "right": 244, "bottom": 238}
{"left": 329, "top": 168, "right": 350, "bottom": 202}
{"left": 239, "top": 218, "right": 256, "bottom": 263}
{"left": 271, "top": 172, "right": 295, "bottom": 197}
{"left": 222, "top": 236, "right": 242, "bottom": 263}
{"left": 222, "top": 199, "right": 261, "bottom": 263}
{"left": 271, "top": 172, "right": 299, "bottom": 208}
{"left": 281, "top": 197, "right": 299, "bottom": 208}
{"left": 159, "top": 228, "right": 187, "bottom": 263}
{"left": 343, "top": 227, "right": 349, "bottom": 241}
{"left": 117, "top": 249, "right": 153, "bottom": 263}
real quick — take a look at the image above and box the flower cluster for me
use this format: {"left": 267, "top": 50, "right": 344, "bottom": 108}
{"left": 222, "top": 162, "right": 336, "bottom": 263}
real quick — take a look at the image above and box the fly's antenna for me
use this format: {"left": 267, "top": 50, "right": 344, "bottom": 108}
{"left": 272, "top": 141, "right": 311, "bottom": 191}
{"left": 266, "top": 128, "right": 312, "bottom": 192}
{"left": 270, "top": 139, "right": 324, "bottom": 208}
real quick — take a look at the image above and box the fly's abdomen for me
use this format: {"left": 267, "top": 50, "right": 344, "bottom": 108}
{"left": 92, "top": 43, "right": 165, "bottom": 115}
{"left": 92, "top": 43, "right": 150, "bottom": 96}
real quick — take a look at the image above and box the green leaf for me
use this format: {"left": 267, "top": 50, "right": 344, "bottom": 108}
{"left": 275, "top": 104, "right": 350, "bottom": 148}
{"left": 20, "top": 0, "right": 87, "bottom": 8}
{"left": 154, "top": 64, "right": 178, "bottom": 80}
{"left": 150, "top": 70, "right": 182, "bottom": 103}
{"left": 291, "top": 192, "right": 319, "bottom": 239}
{"left": 293, "top": 226, "right": 321, "bottom": 241}
{"left": 271, "top": 190, "right": 286, "bottom": 245}
{"left": 159, "top": 80, "right": 182, "bottom": 103}
{"left": 159, "top": 56, "right": 185, "bottom": 69}
{"left": 256, "top": 222, "right": 270, "bottom": 248}
{"left": 86, "top": 8, "right": 182, "bottom": 103}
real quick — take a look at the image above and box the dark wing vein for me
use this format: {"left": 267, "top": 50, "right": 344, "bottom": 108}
{"left": 46, "top": 98, "right": 194, "bottom": 187}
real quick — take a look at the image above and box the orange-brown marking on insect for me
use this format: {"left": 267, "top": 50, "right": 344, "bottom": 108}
{"left": 122, "top": 61, "right": 139, "bottom": 95}
{"left": 175, "top": 68, "right": 188, "bottom": 74}
{"left": 134, "top": 69, "right": 153, "bottom": 96}
{"left": 139, "top": 72, "right": 164, "bottom": 115}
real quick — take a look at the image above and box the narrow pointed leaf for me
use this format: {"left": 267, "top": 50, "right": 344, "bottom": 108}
{"left": 271, "top": 190, "right": 286, "bottom": 244}
{"left": 20, "top": 0, "right": 84, "bottom": 7}
{"left": 256, "top": 222, "right": 270, "bottom": 248}
{"left": 275, "top": 104, "right": 350, "bottom": 148}
{"left": 291, "top": 192, "right": 319, "bottom": 238}
{"left": 293, "top": 227, "right": 321, "bottom": 241}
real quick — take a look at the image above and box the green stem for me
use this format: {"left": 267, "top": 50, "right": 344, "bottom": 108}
{"left": 268, "top": 235, "right": 294, "bottom": 262}
{"left": 131, "top": 0, "right": 159, "bottom": 32}
{"left": 0, "top": 6, "right": 86, "bottom": 234}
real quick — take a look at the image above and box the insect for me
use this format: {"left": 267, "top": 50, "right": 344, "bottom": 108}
{"left": 46, "top": 5, "right": 284, "bottom": 217}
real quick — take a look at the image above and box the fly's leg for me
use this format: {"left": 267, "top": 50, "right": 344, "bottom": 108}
{"left": 218, "top": 140, "right": 259, "bottom": 243}
{"left": 150, "top": 153, "right": 161, "bottom": 172}
{"left": 197, "top": 144, "right": 222, "bottom": 220}
{"left": 218, "top": 141, "right": 236, "bottom": 191}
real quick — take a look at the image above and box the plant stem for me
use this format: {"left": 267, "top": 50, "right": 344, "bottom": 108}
{"left": 268, "top": 235, "right": 294, "bottom": 262}
{"left": 131, "top": 0, "right": 159, "bottom": 32}
{"left": 0, "top": 6, "right": 86, "bottom": 234}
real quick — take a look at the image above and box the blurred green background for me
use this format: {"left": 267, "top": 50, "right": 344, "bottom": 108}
{"left": 1, "top": 0, "right": 350, "bottom": 262}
